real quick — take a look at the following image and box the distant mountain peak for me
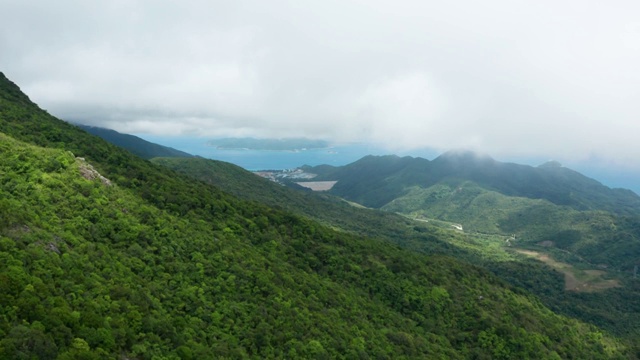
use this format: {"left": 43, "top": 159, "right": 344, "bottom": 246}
{"left": 308, "top": 148, "right": 640, "bottom": 214}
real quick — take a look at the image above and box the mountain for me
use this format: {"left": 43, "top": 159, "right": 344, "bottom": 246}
{"left": 308, "top": 151, "right": 640, "bottom": 214}
{"left": 149, "top": 157, "right": 464, "bottom": 252}
{"left": 152, "top": 153, "right": 640, "bottom": 341}
{"left": 76, "top": 124, "right": 194, "bottom": 159}
{"left": 1, "top": 73, "right": 635, "bottom": 358}
{"left": 305, "top": 153, "right": 640, "bottom": 268}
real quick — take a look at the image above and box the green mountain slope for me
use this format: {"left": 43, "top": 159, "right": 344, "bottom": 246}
{"left": 307, "top": 153, "right": 640, "bottom": 269}
{"left": 151, "top": 151, "right": 640, "bottom": 341}
{"left": 0, "top": 72, "right": 634, "bottom": 358}
{"left": 299, "top": 151, "right": 640, "bottom": 340}
{"left": 381, "top": 179, "right": 640, "bottom": 267}
{"left": 149, "top": 157, "right": 465, "bottom": 254}
{"left": 0, "top": 133, "right": 630, "bottom": 360}
{"left": 76, "top": 124, "right": 194, "bottom": 159}
{"left": 308, "top": 151, "right": 640, "bottom": 214}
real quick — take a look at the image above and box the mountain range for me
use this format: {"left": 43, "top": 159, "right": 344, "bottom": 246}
{"left": 150, "top": 145, "right": 640, "bottom": 343}
{"left": 306, "top": 151, "right": 640, "bottom": 214}
{"left": 302, "top": 152, "right": 640, "bottom": 268}
{"left": 2, "top": 71, "right": 639, "bottom": 358}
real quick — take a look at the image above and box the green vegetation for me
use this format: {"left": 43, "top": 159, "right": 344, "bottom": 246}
{"left": 513, "top": 249, "right": 620, "bottom": 292}
{"left": 300, "top": 152, "right": 640, "bottom": 340}
{"left": 150, "top": 157, "right": 464, "bottom": 253}
{"left": 306, "top": 152, "right": 640, "bottom": 272}
{"left": 1, "top": 73, "right": 637, "bottom": 358}
{"left": 381, "top": 180, "right": 640, "bottom": 271}
{"left": 153, "top": 152, "right": 640, "bottom": 342}
{"left": 150, "top": 158, "right": 537, "bottom": 267}
{"left": 308, "top": 151, "right": 640, "bottom": 215}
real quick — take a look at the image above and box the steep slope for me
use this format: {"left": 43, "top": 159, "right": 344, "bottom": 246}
{"left": 76, "top": 124, "right": 194, "bottom": 159}
{"left": 0, "top": 72, "right": 633, "bottom": 358}
{"left": 150, "top": 157, "right": 465, "bottom": 256}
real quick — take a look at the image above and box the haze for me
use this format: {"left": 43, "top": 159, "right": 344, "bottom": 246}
{"left": 2, "top": 1, "right": 640, "bottom": 171}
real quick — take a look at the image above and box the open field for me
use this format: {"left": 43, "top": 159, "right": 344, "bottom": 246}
{"left": 514, "top": 249, "right": 621, "bottom": 292}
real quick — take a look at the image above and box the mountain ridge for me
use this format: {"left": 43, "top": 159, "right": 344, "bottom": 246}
{"left": 308, "top": 153, "right": 640, "bottom": 214}
{"left": 303, "top": 153, "right": 640, "bottom": 271}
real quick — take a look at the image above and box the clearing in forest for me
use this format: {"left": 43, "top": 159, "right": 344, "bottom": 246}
{"left": 514, "top": 249, "right": 621, "bottom": 292}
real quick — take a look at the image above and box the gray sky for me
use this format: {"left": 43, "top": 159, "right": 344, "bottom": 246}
{"left": 2, "top": 0, "right": 640, "bottom": 168}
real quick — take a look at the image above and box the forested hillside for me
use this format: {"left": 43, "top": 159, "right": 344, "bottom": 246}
{"left": 308, "top": 152, "right": 640, "bottom": 214}
{"left": 306, "top": 153, "right": 640, "bottom": 269}
{"left": 0, "top": 72, "right": 634, "bottom": 359}
{"left": 150, "top": 157, "right": 465, "bottom": 254}
{"left": 298, "top": 151, "right": 640, "bottom": 341}
{"left": 150, "top": 153, "right": 640, "bottom": 341}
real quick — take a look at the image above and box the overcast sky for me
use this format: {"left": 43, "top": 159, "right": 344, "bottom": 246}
{"left": 2, "top": 0, "right": 640, "bottom": 168}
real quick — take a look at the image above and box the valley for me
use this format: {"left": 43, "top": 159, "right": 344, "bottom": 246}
{"left": 402, "top": 211, "right": 625, "bottom": 292}
{"left": 406, "top": 214, "right": 624, "bottom": 293}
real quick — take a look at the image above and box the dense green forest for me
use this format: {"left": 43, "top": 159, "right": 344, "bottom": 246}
{"left": 150, "top": 157, "right": 466, "bottom": 253}
{"left": 151, "top": 154, "right": 640, "bottom": 342}
{"left": 0, "top": 71, "right": 637, "bottom": 358}
{"left": 290, "top": 151, "right": 640, "bottom": 341}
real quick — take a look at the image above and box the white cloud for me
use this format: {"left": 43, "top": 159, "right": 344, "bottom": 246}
{"left": 2, "top": 0, "right": 640, "bottom": 167}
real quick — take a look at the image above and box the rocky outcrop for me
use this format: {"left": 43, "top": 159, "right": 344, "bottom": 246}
{"left": 76, "top": 157, "right": 112, "bottom": 186}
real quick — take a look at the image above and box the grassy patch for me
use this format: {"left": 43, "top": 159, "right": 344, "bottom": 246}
{"left": 513, "top": 249, "right": 621, "bottom": 292}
